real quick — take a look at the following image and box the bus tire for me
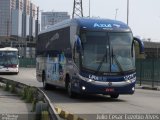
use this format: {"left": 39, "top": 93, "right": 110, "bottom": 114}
{"left": 67, "top": 81, "right": 76, "bottom": 98}
{"left": 42, "top": 72, "right": 49, "bottom": 90}
{"left": 110, "top": 94, "right": 119, "bottom": 99}
{"left": 14, "top": 72, "right": 19, "bottom": 75}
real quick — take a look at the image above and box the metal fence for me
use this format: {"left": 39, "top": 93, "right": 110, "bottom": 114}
{"left": 19, "top": 58, "right": 36, "bottom": 68}
{"left": 136, "top": 59, "right": 160, "bottom": 88}
{"left": 19, "top": 58, "right": 160, "bottom": 88}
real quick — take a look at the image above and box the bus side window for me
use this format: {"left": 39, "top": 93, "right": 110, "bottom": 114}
{"left": 73, "top": 44, "right": 80, "bottom": 68}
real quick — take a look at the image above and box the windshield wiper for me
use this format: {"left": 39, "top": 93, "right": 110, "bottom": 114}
{"left": 111, "top": 48, "right": 124, "bottom": 74}
{"left": 95, "top": 47, "right": 108, "bottom": 74}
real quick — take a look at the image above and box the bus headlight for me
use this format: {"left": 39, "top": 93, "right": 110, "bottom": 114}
{"left": 126, "top": 80, "right": 132, "bottom": 83}
{"left": 88, "top": 79, "right": 93, "bottom": 82}
{"left": 125, "top": 77, "right": 136, "bottom": 83}
{"left": 82, "top": 86, "right": 86, "bottom": 90}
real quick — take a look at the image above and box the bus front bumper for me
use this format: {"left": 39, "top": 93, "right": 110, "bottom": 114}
{"left": 72, "top": 79, "right": 135, "bottom": 95}
{"left": 0, "top": 68, "right": 19, "bottom": 73}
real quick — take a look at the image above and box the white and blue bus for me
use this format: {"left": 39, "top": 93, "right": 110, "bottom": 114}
{"left": 36, "top": 18, "right": 144, "bottom": 98}
{"left": 0, "top": 47, "right": 19, "bottom": 74}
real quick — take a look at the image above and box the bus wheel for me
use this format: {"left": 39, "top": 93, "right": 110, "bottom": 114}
{"left": 67, "top": 81, "right": 76, "bottom": 98}
{"left": 42, "top": 73, "right": 49, "bottom": 90}
{"left": 43, "top": 80, "right": 47, "bottom": 89}
{"left": 110, "top": 94, "right": 119, "bottom": 99}
{"left": 14, "top": 72, "right": 19, "bottom": 75}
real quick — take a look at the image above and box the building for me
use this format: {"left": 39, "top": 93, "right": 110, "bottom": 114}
{"left": 0, "top": 0, "right": 16, "bottom": 40}
{"left": 0, "top": 0, "right": 37, "bottom": 58}
{"left": 29, "top": 3, "right": 36, "bottom": 38}
{"left": 0, "top": 0, "right": 37, "bottom": 39}
{"left": 22, "top": 0, "right": 36, "bottom": 38}
{"left": 12, "top": 0, "right": 23, "bottom": 37}
{"left": 143, "top": 41, "right": 160, "bottom": 58}
{"left": 41, "top": 12, "right": 70, "bottom": 30}
{"left": 22, "top": 0, "right": 37, "bottom": 58}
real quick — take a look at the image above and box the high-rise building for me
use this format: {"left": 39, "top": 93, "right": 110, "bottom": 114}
{"left": 29, "top": 3, "right": 36, "bottom": 37}
{"left": 0, "top": 0, "right": 37, "bottom": 39}
{"left": 12, "top": 0, "right": 23, "bottom": 37}
{"left": 22, "top": 0, "right": 30, "bottom": 37}
{"left": 41, "top": 12, "right": 70, "bottom": 30}
{"left": 0, "top": 0, "right": 16, "bottom": 39}
{"left": 0, "top": 0, "right": 37, "bottom": 58}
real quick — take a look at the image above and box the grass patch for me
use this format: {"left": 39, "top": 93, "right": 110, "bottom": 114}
{"left": 10, "top": 82, "right": 17, "bottom": 93}
{"left": 4, "top": 81, "right": 10, "bottom": 91}
{"left": 41, "top": 111, "right": 50, "bottom": 120}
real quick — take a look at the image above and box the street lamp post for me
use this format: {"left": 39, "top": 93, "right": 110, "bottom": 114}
{"left": 35, "top": 7, "right": 39, "bottom": 42}
{"left": 115, "top": 8, "right": 118, "bottom": 20}
{"left": 89, "top": 0, "right": 90, "bottom": 17}
{"left": 127, "top": 0, "right": 129, "bottom": 25}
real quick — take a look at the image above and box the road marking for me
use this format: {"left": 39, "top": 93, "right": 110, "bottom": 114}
{"left": 55, "top": 106, "right": 87, "bottom": 120}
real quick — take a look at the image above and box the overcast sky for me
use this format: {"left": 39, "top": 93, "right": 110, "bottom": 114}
{"left": 32, "top": 0, "right": 160, "bottom": 42}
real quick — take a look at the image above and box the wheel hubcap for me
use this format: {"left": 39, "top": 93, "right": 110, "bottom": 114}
{"left": 43, "top": 79, "right": 46, "bottom": 87}
{"left": 68, "top": 82, "right": 71, "bottom": 96}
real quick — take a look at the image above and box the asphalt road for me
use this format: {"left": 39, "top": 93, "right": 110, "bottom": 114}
{"left": 44, "top": 87, "right": 160, "bottom": 120}
{"left": 0, "top": 68, "right": 42, "bottom": 87}
{"left": 0, "top": 68, "right": 160, "bottom": 120}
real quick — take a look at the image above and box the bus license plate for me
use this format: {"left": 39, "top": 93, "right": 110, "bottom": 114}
{"left": 106, "top": 88, "right": 114, "bottom": 92}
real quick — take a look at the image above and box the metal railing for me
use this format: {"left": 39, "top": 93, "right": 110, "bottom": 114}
{"left": 0, "top": 77, "right": 61, "bottom": 120}
{"left": 19, "top": 58, "right": 36, "bottom": 67}
{"left": 136, "top": 59, "right": 160, "bottom": 88}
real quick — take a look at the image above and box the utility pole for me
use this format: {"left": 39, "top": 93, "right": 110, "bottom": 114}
{"left": 127, "top": 0, "right": 129, "bottom": 25}
{"left": 115, "top": 8, "right": 118, "bottom": 20}
{"left": 7, "top": 20, "right": 9, "bottom": 41}
{"left": 72, "top": 0, "right": 83, "bottom": 18}
{"left": 89, "top": 0, "right": 90, "bottom": 17}
{"left": 35, "top": 7, "right": 39, "bottom": 42}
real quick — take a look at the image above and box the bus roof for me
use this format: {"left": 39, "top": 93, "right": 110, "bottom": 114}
{"left": 39, "top": 19, "right": 71, "bottom": 35}
{"left": 0, "top": 47, "right": 18, "bottom": 51}
{"left": 39, "top": 18, "right": 131, "bottom": 35}
{"left": 75, "top": 18, "right": 131, "bottom": 31}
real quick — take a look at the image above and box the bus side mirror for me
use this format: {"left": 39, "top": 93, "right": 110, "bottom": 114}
{"left": 133, "top": 37, "right": 145, "bottom": 59}
{"left": 18, "top": 56, "right": 21, "bottom": 59}
{"left": 75, "top": 36, "right": 82, "bottom": 53}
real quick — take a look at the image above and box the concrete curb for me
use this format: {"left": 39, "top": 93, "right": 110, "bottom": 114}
{"left": 55, "top": 107, "right": 87, "bottom": 120}
{"left": 135, "top": 85, "right": 160, "bottom": 91}
{"left": 0, "top": 77, "right": 60, "bottom": 120}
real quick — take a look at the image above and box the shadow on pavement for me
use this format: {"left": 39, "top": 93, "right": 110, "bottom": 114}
{"left": 40, "top": 87, "right": 126, "bottom": 103}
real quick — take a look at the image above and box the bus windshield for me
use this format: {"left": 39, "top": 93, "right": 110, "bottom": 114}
{"left": 109, "top": 33, "right": 135, "bottom": 72}
{"left": 81, "top": 32, "right": 135, "bottom": 73}
{"left": 81, "top": 32, "right": 110, "bottom": 72}
{"left": 0, "top": 51, "right": 18, "bottom": 67}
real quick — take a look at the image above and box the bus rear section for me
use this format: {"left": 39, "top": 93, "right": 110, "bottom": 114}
{"left": 0, "top": 47, "right": 19, "bottom": 74}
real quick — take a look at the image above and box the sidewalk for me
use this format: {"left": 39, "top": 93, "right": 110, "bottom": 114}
{"left": 0, "top": 88, "right": 34, "bottom": 120}
{"left": 135, "top": 84, "right": 160, "bottom": 91}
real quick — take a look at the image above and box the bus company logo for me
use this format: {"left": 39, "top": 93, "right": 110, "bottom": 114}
{"left": 124, "top": 73, "right": 135, "bottom": 80}
{"left": 108, "top": 82, "right": 112, "bottom": 86}
{"left": 113, "top": 24, "right": 121, "bottom": 28}
{"left": 89, "top": 74, "right": 99, "bottom": 81}
{"left": 45, "top": 33, "right": 59, "bottom": 48}
{"left": 94, "top": 23, "right": 112, "bottom": 28}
